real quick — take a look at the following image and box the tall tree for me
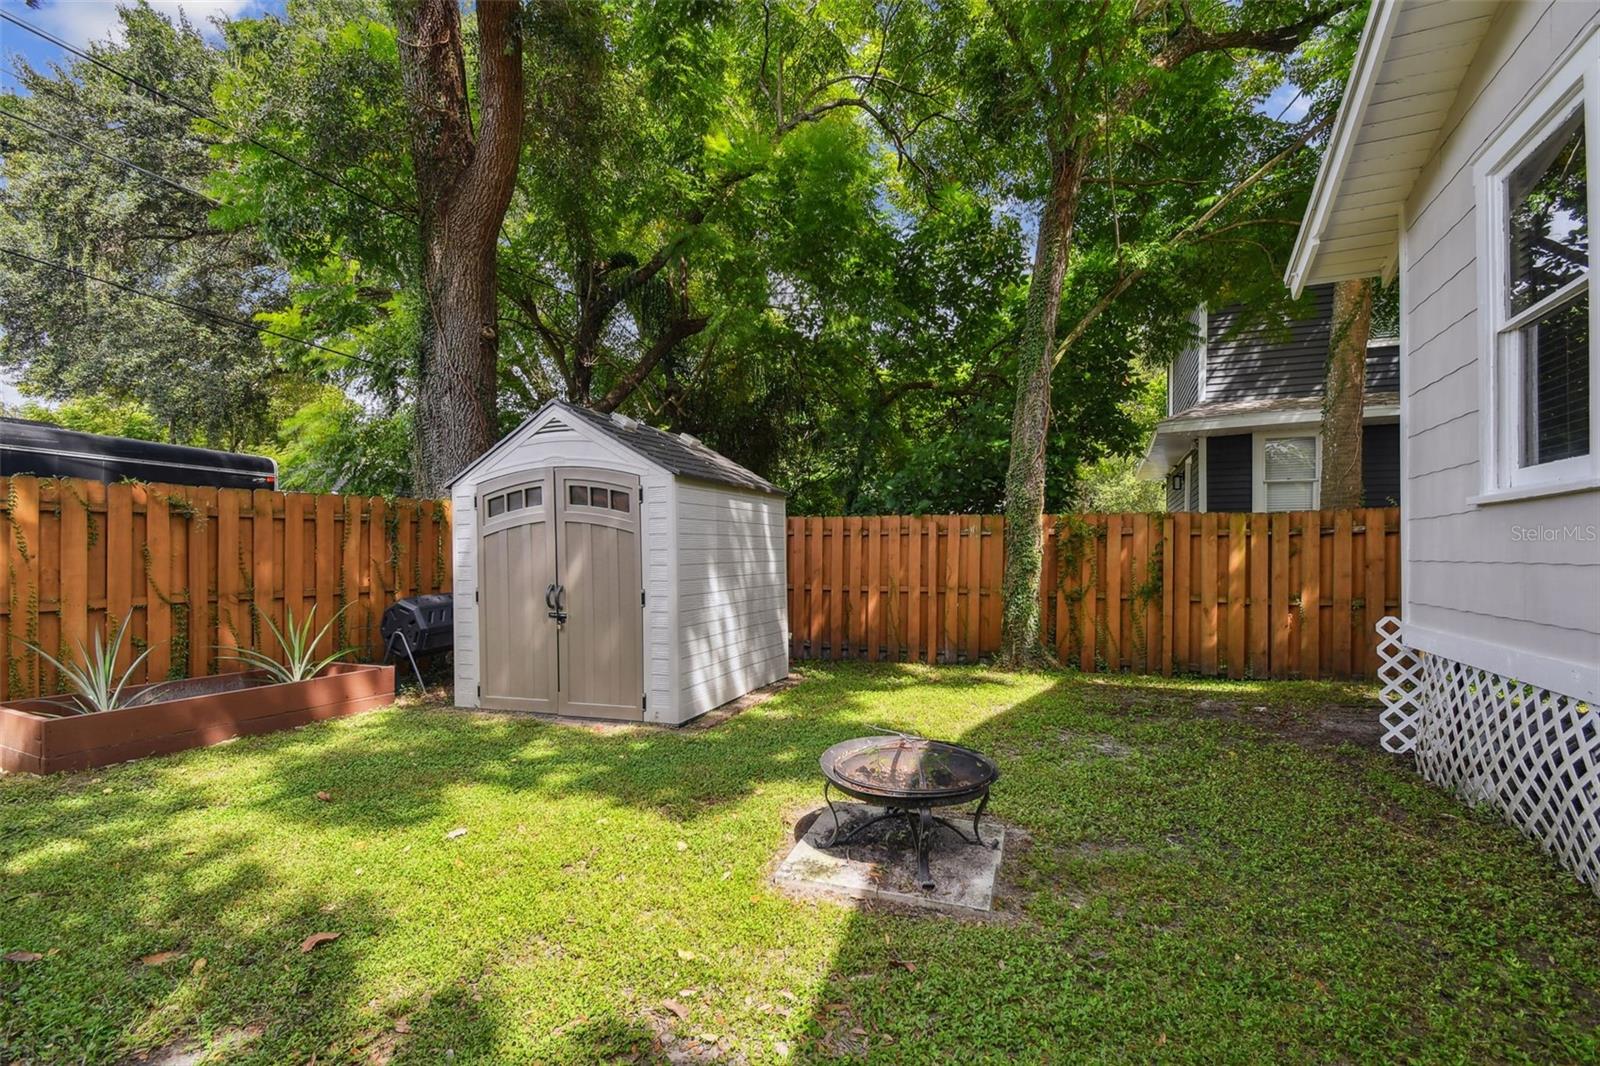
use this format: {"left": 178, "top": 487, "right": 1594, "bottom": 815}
{"left": 945, "top": 0, "right": 1358, "bottom": 665}
{"left": 0, "top": 4, "right": 293, "bottom": 448}
{"left": 1319, "top": 276, "right": 1373, "bottom": 508}
{"left": 391, "top": 0, "right": 525, "bottom": 494}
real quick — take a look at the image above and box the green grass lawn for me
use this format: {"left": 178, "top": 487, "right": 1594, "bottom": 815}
{"left": 2, "top": 664, "right": 1597, "bottom": 1064}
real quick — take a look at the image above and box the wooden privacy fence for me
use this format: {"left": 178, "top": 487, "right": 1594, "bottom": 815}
{"left": 0, "top": 476, "right": 450, "bottom": 703}
{"left": 786, "top": 508, "right": 1401, "bottom": 680}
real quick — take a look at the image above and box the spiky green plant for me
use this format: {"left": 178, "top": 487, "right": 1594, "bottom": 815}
{"left": 15, "top": 613, "right": 154, "bottom": 715}
{"left": 218, "top": 605, "right": 355, "bottom": 684}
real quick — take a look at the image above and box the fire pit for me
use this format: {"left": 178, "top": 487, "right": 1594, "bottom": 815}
{"left": 819, "top": 734, "right": 999, "bottom": 890}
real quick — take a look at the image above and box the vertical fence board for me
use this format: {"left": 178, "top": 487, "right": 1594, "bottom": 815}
{"left": 105, "top": 484, "right": 135, "bottom": 673}
{"left": 216, "top": 490, "right": 242, "bottom": 671}
{"left": 252, "top": 489, "right": 277, "bottom": 666}
{"left": 1364, "top": 507, "right": 1388, "bottom": 675}
{"left": 924, "top": 519, "right": 939, "bottom": 666}
{"left": 145, "top": 493, "right": 172, "bottom": 681}
{"left": 1332, "top": 509, "right": 1354, "bottom": 678}
{"left": 1225, "top": 513, "right": 1246, "bottom": 677}
{"left": 1299, "top": 511, "right": 1321, "bottom": 679}
{"left": 59, "top": 483, "right": 90, "bottom": 686}
{"left": 1104, "top": 515, "right": 1123, "bottom": 671}
{"left": 1247, "top": 513, "right": 1269, "bottom": 676}
{"left": 1270, "top": 512, "right": 1289, "bottom": 673}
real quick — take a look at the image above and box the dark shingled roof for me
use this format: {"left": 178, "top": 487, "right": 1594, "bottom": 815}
{"left": 556, "top": 403, "right": 783, "bottom": 496}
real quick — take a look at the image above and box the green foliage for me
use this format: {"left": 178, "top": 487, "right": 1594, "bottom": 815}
{"left": 217, "top": 604, "right": 353, "bottom": 684}
{"left": 275, "top": 388, "right": 413, "bottom": 496}
{"left": 5, "top": 394, "right": 166, "bottom": 441}
{"left": 14, "top": 612, "right": 155, "bottom": 715}
{"left": 0, "top": 3, "right": 298, "bottom": 450}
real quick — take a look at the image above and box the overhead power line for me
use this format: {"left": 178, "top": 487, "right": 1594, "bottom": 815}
{"left": 0, "top": 105, "right": 221, "bottom": 205}
{"left": 0, "top": 7, "right": 416, "bottom": 223}
{"left": 0, "top": 245, "right": 377, "bottom": 367}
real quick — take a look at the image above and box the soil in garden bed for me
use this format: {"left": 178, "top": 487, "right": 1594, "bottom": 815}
{"left": 32, "top": 673, "right": 276, "bottom": 718}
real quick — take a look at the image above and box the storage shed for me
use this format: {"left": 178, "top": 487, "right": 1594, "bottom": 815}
{"left": 447, "top": 400, "right": 788, "bottom": 725}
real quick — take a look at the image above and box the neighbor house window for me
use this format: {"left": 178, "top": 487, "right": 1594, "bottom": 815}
{"left": 1476, "top": 43, "right": 1599, "bottom": 496}
{"left": 1256, "top": 435, "right": 1318, "bottom": 511}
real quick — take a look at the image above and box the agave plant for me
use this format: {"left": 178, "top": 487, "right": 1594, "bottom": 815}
{"left": 16, "top": 613, "right": 154, "bottom": 715}
{"left": 219, "top": 605, "right": 355, "bottom": 684}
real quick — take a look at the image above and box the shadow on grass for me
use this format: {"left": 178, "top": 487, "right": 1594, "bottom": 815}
{"left": 782, "top": 672, "right": 1600, "bottom": 1064}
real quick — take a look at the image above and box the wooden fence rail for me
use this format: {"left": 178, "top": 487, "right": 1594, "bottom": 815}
{"left": 785, "top": 508, "right": 1400, "bottom": 680}
{"left": 0, "top": 476, "right": 451, "bottom": 703}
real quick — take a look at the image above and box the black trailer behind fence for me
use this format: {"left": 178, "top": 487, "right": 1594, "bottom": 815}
{"left": 0, "top": 417, "right": 276, "bottom": 490}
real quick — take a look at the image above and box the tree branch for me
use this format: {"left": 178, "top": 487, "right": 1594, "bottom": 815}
{"left": 594, "top": 315, "right": 709, "bottom": 413}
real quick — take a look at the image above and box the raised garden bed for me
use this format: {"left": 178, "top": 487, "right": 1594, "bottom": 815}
{"left": 0, "top": 663, "right": 395, "bottom": 774}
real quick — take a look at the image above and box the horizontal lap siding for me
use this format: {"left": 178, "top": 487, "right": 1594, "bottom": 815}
{"left": 1205, "top": 284, "right": 1334, "bottom": 402}
{"left": 676, "top": 484, "right": 788, "bottom": 720}
{"left": 451, "top": 415, "right": 676, "bottom": 718}
{"left": 1400, "top": 0, "right": 1600, "bottom": 690}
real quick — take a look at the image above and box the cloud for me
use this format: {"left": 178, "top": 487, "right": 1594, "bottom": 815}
{"left": 1259, "top": 81, "right": 1310, "bottom": 124}
{"left": 24, "top": 0, "right": 260, "bottom": 49}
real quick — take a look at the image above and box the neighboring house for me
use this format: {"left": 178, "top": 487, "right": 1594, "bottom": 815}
{"left": 1288, "top": 0, "right": 1599, "bottom": 890}
{"left": 1137, "top": 285, "right": 1401, "bottom": 512}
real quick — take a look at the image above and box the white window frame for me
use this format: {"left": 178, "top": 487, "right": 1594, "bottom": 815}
{"left": 1473, "top": 37, "right": 1600, "bottom": 501}
{"left": 1252, "top": 431, "right": 1321, "bottom": 512}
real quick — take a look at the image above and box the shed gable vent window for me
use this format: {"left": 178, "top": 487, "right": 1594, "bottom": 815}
{"left": 1476, "top": 45, "right": 1599, "bottom": 498}
{"left": 1263, "top": 437, "right": 1317, "bottom": 511}
{"left": 485, "top": 485, "right": 540, "bottom": 518}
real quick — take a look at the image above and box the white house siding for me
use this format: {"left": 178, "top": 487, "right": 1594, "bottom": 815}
{"left": 1400, "top": 0, "right": 1600, "bottom": 697}
{"left": 674, "top": 481, "right": 789, "bottom": 719}
{"left": 451, "top": 410, "right": 678, "bottom": 720}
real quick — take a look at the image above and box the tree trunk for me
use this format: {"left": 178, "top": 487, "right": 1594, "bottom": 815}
{"left": 393, "top": 0, "right": 525, "bottom": 496}
{"left": 1319, "top": 277, "right": 1373, "bottom": 509}
{"left": 997, "top": 149, "right": 1081, "bottom": 667}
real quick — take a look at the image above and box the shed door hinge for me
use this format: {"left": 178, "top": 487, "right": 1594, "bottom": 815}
{"left": 642, "top": 694, "right": 647, "bottom": 711}
{"left": 641, "top": 589, "right": 646, "bottom": 606}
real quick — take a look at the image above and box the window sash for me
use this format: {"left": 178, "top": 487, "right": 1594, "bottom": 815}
{"left": 1476, "top": 48, "right": 1600, "bottom": 495}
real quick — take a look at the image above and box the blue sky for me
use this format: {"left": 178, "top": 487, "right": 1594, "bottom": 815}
{"left": 0, "top": 0, "right": 279, "bottom": 92}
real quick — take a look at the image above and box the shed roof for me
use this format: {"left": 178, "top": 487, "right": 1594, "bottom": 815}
{"left": 446, "top": 400, "right": 784, "bottom": 496}
{"left": 1285, "top": 0, "right": 1499, "bottom": 295}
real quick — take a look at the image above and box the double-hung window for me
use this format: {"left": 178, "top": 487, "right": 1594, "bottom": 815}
{"left": 1255, "top": 434, "right": 1319, "bottom": 512}
{"left": 1476, "top": 41, "right": 1600, "bottom": 496}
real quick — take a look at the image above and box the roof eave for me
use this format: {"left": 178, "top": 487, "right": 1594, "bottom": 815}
{"left": 1285, "top": 0, "right": 1407, "bottom": 297}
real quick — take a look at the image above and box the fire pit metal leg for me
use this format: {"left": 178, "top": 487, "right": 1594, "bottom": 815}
{"left": 914, "top": 807, "right": 935, "bottom": 890}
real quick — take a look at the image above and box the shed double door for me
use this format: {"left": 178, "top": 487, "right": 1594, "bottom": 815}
{"left": 478, "top": 466, "right": 644, "bottom": 720}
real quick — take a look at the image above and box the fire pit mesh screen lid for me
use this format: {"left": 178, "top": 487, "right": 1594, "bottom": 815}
{"left": 820, "top": 737, "right": 998, "bottom": 801}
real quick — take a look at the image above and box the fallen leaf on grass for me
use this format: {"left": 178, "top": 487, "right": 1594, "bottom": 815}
{"left": 675, "top": 949, "right": 695, "bottom": 961}
{"left": 3, "top": 951, "right": 42, "bottom": 963}
{"left": 675, "top": 840, "right": 689, "bottom": 852}
{"left": 661, "top": 1000, "right": 690, "bottom": 1021}
{"left": 445, "top": 827, "right": 468, "bottom": 841}
{"left": 141, "top": 950, "right": 183, "bottom": 967}
{"left": 889, "top": 959, "right": 916, "bottom": 973}
{"left": 191, "top": 958, "right": 207, "bottom": 975}
{"left": 393, "top": 1018, "right": 411, "bottom": 1034}
{"left": 316, "top": 791, "right": 332, "bottom": 802}
{"left": 299, "top": 932, "right": 341, "bottom": 953}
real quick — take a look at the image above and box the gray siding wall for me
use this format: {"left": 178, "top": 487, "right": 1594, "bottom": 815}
{"left": 1366, "top": 342, "right": 1400, "bottom": 393}
{"left": 1362, "top": 423, "right": 1401, "bottom": 507}
{"left": 1401, "top": 0, "right": 1600, "bottom": 688}
{"left": 1165, "top": 463, "right": 1187, "bottom": 511}
{"left": 1206, "top": 285, "right": 1334, "bottom": 401}
{"left": 1170, "top": 337, "right": 1202, "bottom": 414}
{"left": 1205, "top": 434, "right": 1254, "bottom": 512}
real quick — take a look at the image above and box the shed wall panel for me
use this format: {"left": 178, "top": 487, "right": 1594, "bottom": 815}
{"left": 675, "top": 482, "right": 789, "bottom": 720}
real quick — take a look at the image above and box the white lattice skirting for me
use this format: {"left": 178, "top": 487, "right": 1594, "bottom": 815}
{"left": 1376, "top": 616, "right": 1599, "bottom": 893}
